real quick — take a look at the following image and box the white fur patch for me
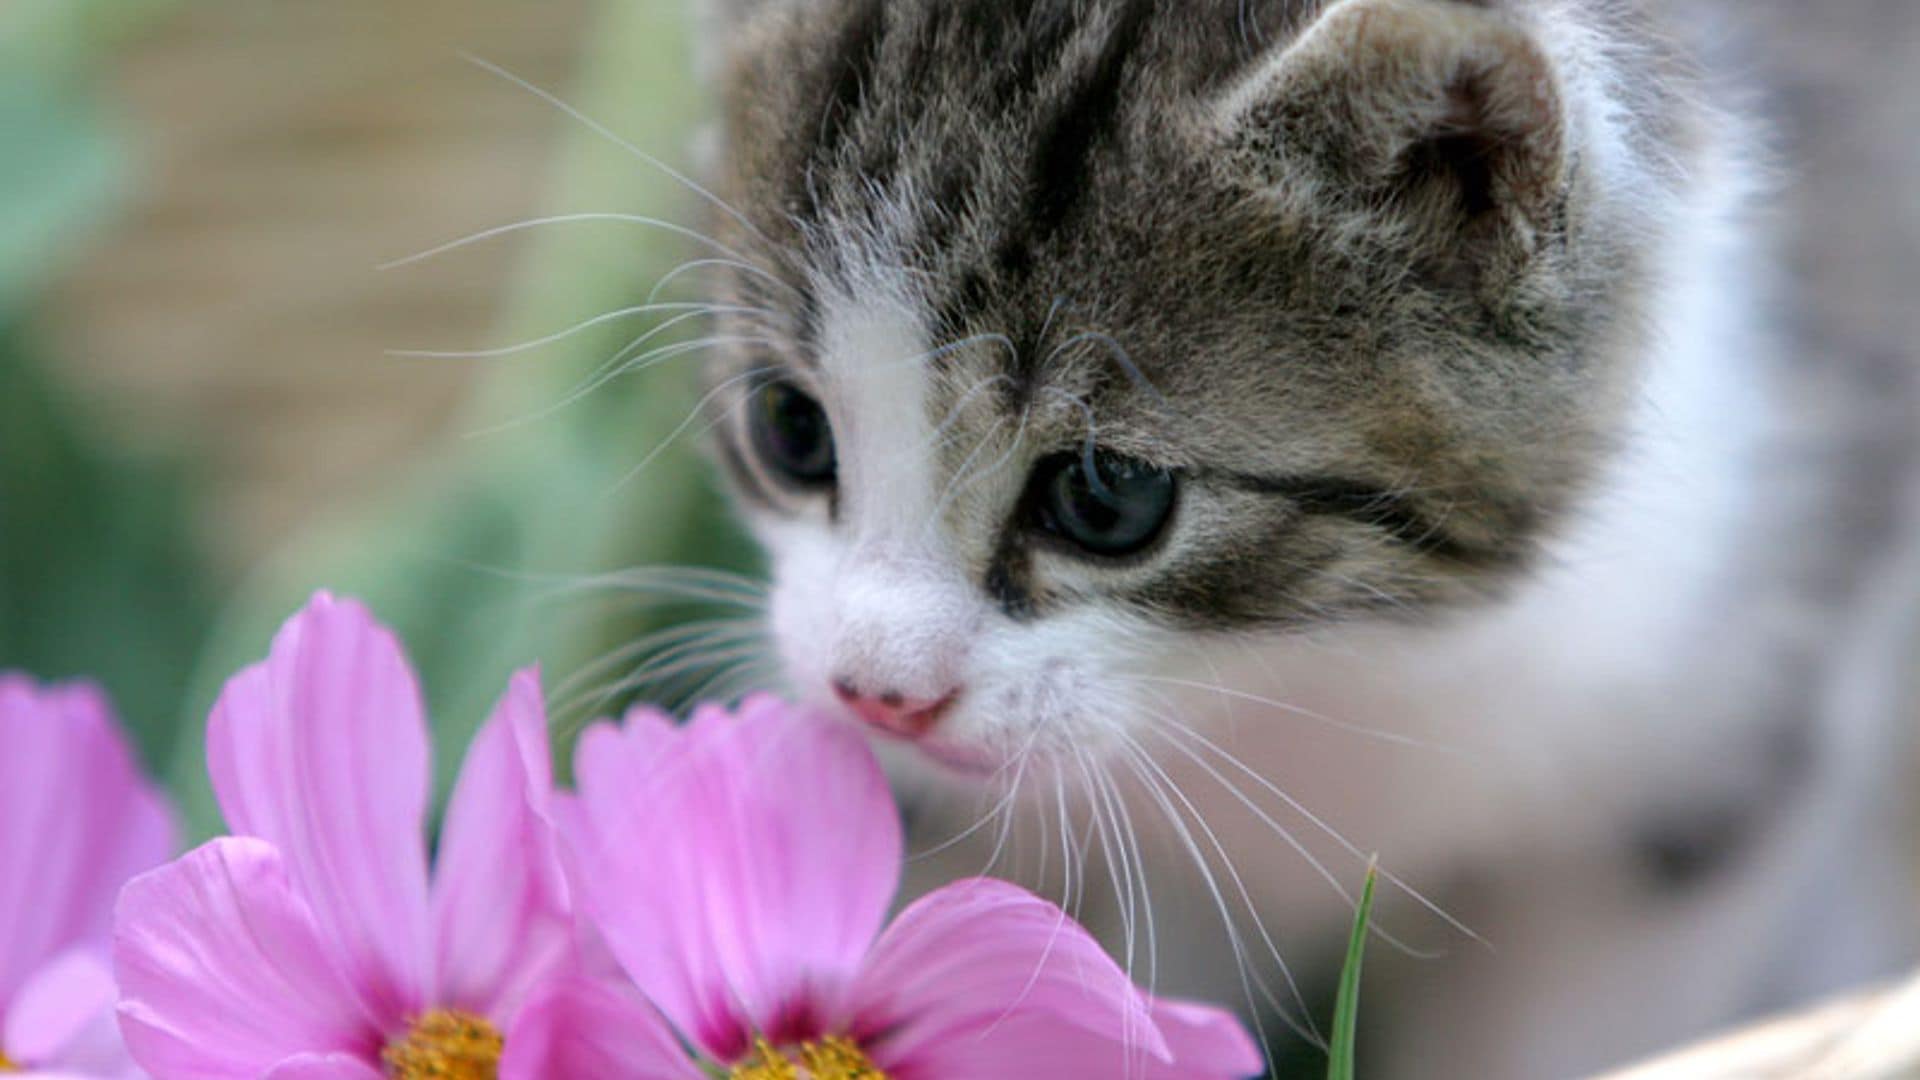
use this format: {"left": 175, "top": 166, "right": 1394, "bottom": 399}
{"left": 767, "top": 259, "right": 989, "bottom": 711}
{"left": 815, "top": 280, "right": 941, "bottom": 544}
{"left": 755, "top": 246, "right": 1169, "bottom": 760}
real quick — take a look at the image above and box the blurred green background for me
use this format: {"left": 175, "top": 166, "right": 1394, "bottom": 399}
{"left": 0, "top": 0, "right": 761, "bottom": 837}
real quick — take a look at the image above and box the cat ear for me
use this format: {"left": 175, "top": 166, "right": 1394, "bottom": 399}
{"left": 1220, "top": 0, "right": 1567, "bottom": 259}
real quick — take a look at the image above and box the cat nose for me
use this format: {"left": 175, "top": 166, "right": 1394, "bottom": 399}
{"left": 831, "top": 676, "right": 959, "bottom": 740}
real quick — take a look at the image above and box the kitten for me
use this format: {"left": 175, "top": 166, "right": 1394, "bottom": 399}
{"left": 688, "top": 0, "right": 1920, "bottom": 1074}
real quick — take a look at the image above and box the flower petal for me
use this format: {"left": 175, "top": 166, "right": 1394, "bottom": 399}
{"left": 878, "top": 1006, "right": 1264, "bottom": 1080}
{"left": 847, "top": 879, "right": 1173, "bottom": 1070}
{"left": 428, "top": 669, "right": 572, "bottom": 1023}
{"left": 564, "top": 698, "right": 900, "bottom": 1059}
{"left": 205, "top": 593, "right": 432, "bottom": 1023}
{"left": 0, "top": 676, "right": 175, "bottom": 1007}
{"left": 3, "top": 948, "right": 132, "bottom": 1076}
{"left": 1149, "top": 997, "right": 1266, "bottom": 1077}
{"left": 499, "top": 976, "right": 705, "bottom": 1080}
{"left": 261, "top": 1054, "right": 386, "bottom": 1079}
{"left": 113, "top": 838, "right": 381, "bottom": 1079}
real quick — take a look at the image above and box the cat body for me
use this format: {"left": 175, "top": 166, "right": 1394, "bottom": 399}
{"left": 690, "top": 1, "right": 1920, "bottom": 1074}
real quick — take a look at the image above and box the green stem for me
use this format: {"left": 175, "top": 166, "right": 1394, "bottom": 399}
{"left": 1327, "top": 859, "right": 1379, "bottom": 1080}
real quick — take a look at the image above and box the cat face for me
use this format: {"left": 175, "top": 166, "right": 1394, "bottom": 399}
{"left": 697, "top": 0, "right": 1674, "bottom": 769}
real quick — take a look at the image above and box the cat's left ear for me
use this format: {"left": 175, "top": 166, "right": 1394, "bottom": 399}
{"left": 1218, "top": 0, "right": 1568, "bottom": 262}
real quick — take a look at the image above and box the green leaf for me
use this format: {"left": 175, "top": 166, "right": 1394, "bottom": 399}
{"left": 1328, "top": 859, "right": 1379, "bottom": 1080}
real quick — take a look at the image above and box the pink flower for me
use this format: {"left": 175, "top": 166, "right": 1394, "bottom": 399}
{"left": 112, "top": 593, "right": 572, "bottom": 1079}
{"left": 0, "top": 675, "right": 176, "bottom": 1078}
{"left": 531, "top": 697, "right": 1265, "bottom": 1079}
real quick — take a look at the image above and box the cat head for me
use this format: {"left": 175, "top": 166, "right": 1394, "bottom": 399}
{"left": 693, "top": 0, "right": 1684, "bottom": 770}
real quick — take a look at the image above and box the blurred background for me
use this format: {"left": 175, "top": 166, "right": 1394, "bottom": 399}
{"left": 0, "top": 0, "right": 762, "bottom": 836}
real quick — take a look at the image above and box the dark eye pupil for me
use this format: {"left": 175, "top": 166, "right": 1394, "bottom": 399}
{"left": 750, "top": 380, "right": 836, "bottom": 487}
{"left": 1032, "top": 451, "right": 1176, "bottom": 557}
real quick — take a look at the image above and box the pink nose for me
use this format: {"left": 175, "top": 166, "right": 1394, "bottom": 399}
{"left": 831, "top": 677, "right": 958, "bottom": 739}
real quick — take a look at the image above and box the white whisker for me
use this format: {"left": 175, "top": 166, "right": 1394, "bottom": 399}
{"left": 472, "top": 328, "right": 779, "bottom": 440}
{"left": 388, "top": 303, "right": 771, "bottom": 361}
{"left": 1167, "top": 720, "right": 1484, "bottom": 949}
{"left": 980, "top": 742, "right": 1038, "bottom": 882}
{"left": 459, "top": 53, "right": 780, "bottom": 252}
{"left": 923, "top": 405, "right": 1033, "bottom": 535}
{"left": 1118, "top": 728, "right": 1321, "bottom": 1041}
{"left": 1115, "top": 736, "right": 1313, "bottom": 1058}
{"left": 1136, "top": 674, "right": 1458, "bottom": 753}
{"left": 1096, "top": 749, "right": 1159, "bottom": 997}
{"left": 381, "top": 212, "right": 761, "bottom": 273}
{"left": 607, "top": 365, "right": 783, "bottom": 492}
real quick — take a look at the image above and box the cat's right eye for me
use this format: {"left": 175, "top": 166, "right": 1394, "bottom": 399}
{"left": 748, "top": 378, "right": 837, "bottom": 490}
{"left": 1025, "top": 450, "right": 1178, "bottom": 559}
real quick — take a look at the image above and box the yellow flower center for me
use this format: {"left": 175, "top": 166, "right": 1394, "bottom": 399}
{"left": 728, "top": 1035, "right": 887, "bottom": 1080}
{"left": 381, "top": 1010, "right": 503, "bottom": 1080}
{"left": 0, "top": 1049, "right": 17, "bottom": 1072}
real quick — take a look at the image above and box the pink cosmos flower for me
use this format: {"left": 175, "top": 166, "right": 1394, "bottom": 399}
{"left": 528, "top": 697, "right": 1265, "bottom": 1079}
{"left": 112, "top": 593, "right": 572, "bottom": 1079}
{"left": 0, "top": 675, "right": 176, "bottom": 1078}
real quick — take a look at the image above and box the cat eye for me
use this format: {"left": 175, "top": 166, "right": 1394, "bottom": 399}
{"left": 748, "top": 378, "right": 837, "bottom": 489}
{"left": 1027, "top": 451, "right": 1178, "bottom": 558}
